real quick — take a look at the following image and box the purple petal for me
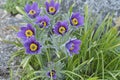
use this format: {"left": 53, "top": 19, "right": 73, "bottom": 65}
{"left": 62, "top": 21, "right": 68, "bottom": 30}
{"left": 17, "top": 31, "right": 25, "bottom": 38}
{"left": 45, "top": 2, "right": 50, "bottom": 12}
{"left": 31, "top": 2, "right": 39, "bottom": 10}
{"left": 66, "top": 39, "right": 82, "bottom": 55}
{"left": 71, "top": 12, "right": 80, "bottom": 19}
{"left": 55, "top": 3, "right": 60, "bottom": 12}
{"left": 36, "top": 16, "right": 42, "bottom": 23}
{"left": 54, "top": 21, "right": 68, "bottom": 35}
{"left": 20, "top": 27, "right": 26, "bottom": 30}
{"left": 65, "top": 41, "right": 72, "bottom": 50}
{"left": 54, "top": 22, "right": 61, "bottom": 34}
{"left": 50, "top": 0, "right": 55, "bottom": 6}
{"left": 24, "top": 41, "right": 30, "bottom": 48}
{"left": 36, "top": 15, "right": 50, "bottom": 28}
{"left": 78, "top": 16, "right": 84, "bottom": 26}
{"left": 27, "top": 36, "right": 36, "bottom": 42}
{"left": 53, "top": 74, "right": 57, "bottom": 79}
{"left": 44, "top": 15, "right": 50, "bottom": 22}
{"left": 23, "top": 36, "right": 41, "bottom": 54}
{"left": 24, "top": 4, "right": 31, "bottom": 13}
{"left": 72, "top": 39, "right": 81, "bottom": 45}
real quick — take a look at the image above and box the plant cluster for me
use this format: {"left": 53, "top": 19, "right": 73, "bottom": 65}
{"left": 9, "top": 0, "right": 120, "bottom": 80}
{"left": 4, "top": 0, "right": 41, "bottom": 15}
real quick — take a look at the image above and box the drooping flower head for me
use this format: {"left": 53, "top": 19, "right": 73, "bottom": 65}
{"left": 66, "top": 39, "right": 81, "bottom": 56}
{"left": 54, "top": 21, "right": 68, "bottom": 35}
{"left": 36, "top": 15, "right": 50, "bottom": 28}
{"left": 17, "top": 24, "right": 35, "bottom": 41}
{"left": 47, "top": 70, "right": 57, "bottom": 79}
{"left": 70, "top": 12, "right": 84, "bottom": 27}
{"left": 24, "top": 2, "right": 40, "bottom": 18}
{"left": 24, "top": 37, "right": 42, "bottom": 54}
{"left": 45, "top": 0, "right": 60, "bottom": 15}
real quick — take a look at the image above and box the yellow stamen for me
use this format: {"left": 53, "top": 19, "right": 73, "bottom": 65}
{"left": 50, "top": 72, "right": 54, "bottom": 76}
{"left": 70, "top": 43, "right": 74, "bottom": 50}
{"left": 49, "top": 7, "right": 56, "bottom": 13}
{"left": 72, "top": 18, "right": 78, "bottom": 26}
{"left": 29, "top": 10, "right": 36, "bottom": 15}
{"left": 25, "top": 30, "right": 33, "bottom": 37}
{"left": 41, "top": 21, "right": 47, "bottom": 27}
{"left": 59, "top": 26, "right": 66, "bottom": 34}
{"left": 43, "top": 22, "right": 47, "bottom": 27}
{"left": 30, "top": 43, "right": 38, "bottom": 51}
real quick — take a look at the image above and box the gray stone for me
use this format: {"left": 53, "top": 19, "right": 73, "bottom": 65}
{"left": 61, "top": 0, "right": 120, "bottom": 23}
{"left": 15, "top": 14, "right": 23, "bottom": 19}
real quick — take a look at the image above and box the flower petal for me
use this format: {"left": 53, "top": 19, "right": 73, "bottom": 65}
{"left": 24, "top": 4, "right": 31, "bottom": 13}
{"left": 31, "top": 2, "right": 38, "bottom": 10}
{"left": 45, "top": 2, "right": 50, "bottom": 12}
{"left": 55, "top": 3, "right": 60, "bottom": 12}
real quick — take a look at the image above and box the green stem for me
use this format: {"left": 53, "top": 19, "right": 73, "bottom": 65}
{"left": 61, "top": 70, "right": 84, "bottom": 80}
{"left": 46, "top": 40, "right": 50, "bottom": 62}
{"left": 101, "top": 51, "right": 104, "bottom": 79}
{"left": 46, "top": 51, "right": 50, "bottom": 62}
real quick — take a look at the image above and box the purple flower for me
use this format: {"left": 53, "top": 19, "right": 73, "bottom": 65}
{"left": 45, "top": 0, "right": 60, "bottom": 15}
{"left": 47, "top": 70, "right": 57, "bottom": 79}
{"left": 66, "top": 39, "right": 81, "bottom": 56}
{"left": 24, "top": 37, "right": 42, "bottom": 54}
{"left": 36, "top": 15, "right": 50, "bottom": 28}
{"left": 24, "top": 2, "right": 40, "bottom": 18}
{"left": 17, "top": 24, "right": 35, "bottom": 41}
{"left": 70, "top": 12, "right": 84, "bottom": 27}
{"left": 53, "top": 21, "right": 68, "bottom": 35}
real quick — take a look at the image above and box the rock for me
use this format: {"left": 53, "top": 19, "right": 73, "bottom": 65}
{"left": 61, "top": 0, "right": 120, "bottom": 24}
{"left": 15, "top": 14, "right": 23, "bottom": 19}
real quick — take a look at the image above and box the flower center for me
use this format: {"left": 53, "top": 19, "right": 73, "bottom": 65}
{"left": 30, "top": 43, "right": 38, "bottom": 51}
{"left": 50, "top": 71, "right": 54, "bottom": 76}
{"left": 59, "top": 26, "right": 66, "bottom": 34}
{"left": 72, "top": 18, "right": 78, "bottom": 25}
{"left": 29, "top": 10, "right": 36, "bottom": 15}
{"left": 49, "top": 7, "right": 56, "bottom": 13}
{"left": 40, "top": 21, "right": 47, "bottom": 27}
{"left": 25, "top": 30, "right": 33, "bottom": 37}
{"left": 70, "top": 43, "right": 74, "bottom": 51}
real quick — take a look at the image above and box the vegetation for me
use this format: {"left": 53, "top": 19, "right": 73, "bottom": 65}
{"left": 4, "top": 0, "right": 120, "bottom": 80}
{"left": 4, "top": 0, "right": 45, "bottom": 15}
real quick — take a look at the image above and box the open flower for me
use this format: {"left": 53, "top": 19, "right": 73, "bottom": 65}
{"left": 36, "top": 15, "right": 50, "bottom": 28}
{"left": 65, "top": 39, "right": 81, "bottom": 56}
{"left": 24, "top": 2, "right": 40, "bottom": 18}
{"left": 17, "top": 24, "right": 35, "bottom": 41}
{"left": 47, "top": 70, "right": 57, "bottom": 79}
{"left": 45, "top": 0, "right": 60, "bottom": 15}
{"left": 53, "top": 21, "right": 68, "bottom": 35}
{"left": 70, "top": 12, "right": 84, "bottom": 27}
{"left": 24, "top": 37, "right": 42, "bottom": 54}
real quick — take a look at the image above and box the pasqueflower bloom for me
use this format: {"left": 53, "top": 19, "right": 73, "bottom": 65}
{"left": 36, "top": 15, "right": 50, "bottom": 28}
{"left": 45, "top": 0, "right": 60, "bottom": 15}
{"left": 47, "top": 70, "right": 57, "bottom": 79}
{"left": 24, "top": 37, "right": 42, "bottom": 54}
{"left": 24, "top": 2, "right": 40, "bottom": 18}
{"left": 66, "top": 39, "right": 81, "bottom": 56}
{"left": 70, "top": 12, "right": 84, "bottom": 27}
{"left": 53, "top": 21, "right": 68, "bottom": 35}
{"left": 17, "top": 24, "right": 35, "bottom": 41}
